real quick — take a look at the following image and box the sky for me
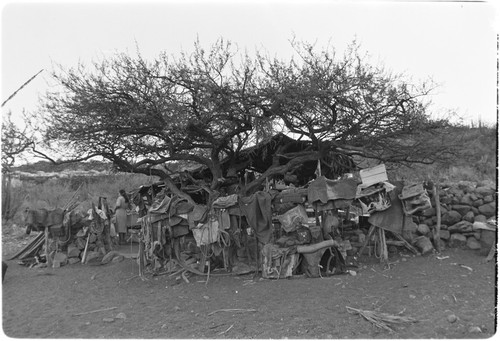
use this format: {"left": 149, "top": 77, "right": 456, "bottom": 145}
{"left": 1, "top": 0, "right": 499, "bottom": 129}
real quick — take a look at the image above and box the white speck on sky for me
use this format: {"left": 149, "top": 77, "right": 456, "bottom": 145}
{"left": 1, "top": 0, "right": 498, "bottom": 126}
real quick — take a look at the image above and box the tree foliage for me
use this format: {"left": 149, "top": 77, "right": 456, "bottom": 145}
{"left": 1, "top": 112, "right": 33, "bottom": 172}
{"left": 34, "top": 38, "right": 462, "bottom": 201}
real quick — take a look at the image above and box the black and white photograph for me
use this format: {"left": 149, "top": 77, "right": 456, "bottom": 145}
{"left": 1, "top": 0, "right": 498, "bottom": 338}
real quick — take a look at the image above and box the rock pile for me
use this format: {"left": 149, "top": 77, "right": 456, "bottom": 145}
{"left": 411, "top": 180, "right": 497, "bottom": 252}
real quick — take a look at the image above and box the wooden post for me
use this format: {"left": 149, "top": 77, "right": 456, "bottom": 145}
{"left": 254, "top": 238, "right": 260, "bottom": 279}
{"left": 101, "top": 197, "right": 113, "bottom": 252}
{"left": 432, "top": 184, "right": 442, "bottom": 252}
{"left": 378, "top": 227, "right": 388, "bottom": 263}
{"left": 44, "top": 227, "right": 52, "bottom": 268}
{"left": 198, "top": 251, "right": 207, "bottom": 273}
{"left": 357, "top": 224, "right": 376, "bottom": 257}
{"left": 138, "top": 239, "right": 145, "bottom": 277}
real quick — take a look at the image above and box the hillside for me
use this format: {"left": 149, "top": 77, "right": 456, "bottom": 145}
{"left": 7, "top": 125, "right": 498, "bottom": 183}
{"left": 13, "top": 159, "right": 113, "bottom": 174}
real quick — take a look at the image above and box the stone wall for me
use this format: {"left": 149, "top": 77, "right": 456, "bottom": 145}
{"left": 411, "top": 180, "right": 497, "bottom": 252}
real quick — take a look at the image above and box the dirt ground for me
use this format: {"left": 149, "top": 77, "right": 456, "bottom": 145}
{"left": 1, "top": 232, "right": 497, "bottom": 339}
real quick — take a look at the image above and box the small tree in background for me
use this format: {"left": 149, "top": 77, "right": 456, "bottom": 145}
{"left": 1, "top": 112, "right": 33, "bottom": 221}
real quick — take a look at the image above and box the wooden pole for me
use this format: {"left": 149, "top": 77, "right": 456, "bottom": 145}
{"left": 81, "top": 233, "right": 90, "bottom": 264}
{"left": 378, "top": 227, "right": 388, "bottom": 263}
{"left": 138, "top": 239, "right": 145, "bottom": 277}
{"left": 44, "top": 227, "right": 52, "bottom": 268}
{"left": 432, "top": 184, "right": 442, "bottom": 252}
{"left": 254, "top": 237, "right": 260, "bottom": 279}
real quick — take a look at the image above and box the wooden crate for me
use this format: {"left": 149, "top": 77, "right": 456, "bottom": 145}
{"left": 359, "top": 164, "right": 388, "bottom": 186}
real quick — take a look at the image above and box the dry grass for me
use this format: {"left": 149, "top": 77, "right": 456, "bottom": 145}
{"left": 346, "top": 306, "right": 419, "bottom": 332}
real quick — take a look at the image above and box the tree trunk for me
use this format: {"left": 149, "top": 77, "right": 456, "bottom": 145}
{"left": 243, "top": 152, "right": 320, "bottom": 195}
{"left": 161, "top": 176, "right": 196, "bottom": 205}
{"left": 2, "top": 171, "right": 12, "bottom": 221}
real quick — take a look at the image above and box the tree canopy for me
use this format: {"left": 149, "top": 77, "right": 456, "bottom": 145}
{"left": 34, "top": 38, "right": 462, "bottom": 202}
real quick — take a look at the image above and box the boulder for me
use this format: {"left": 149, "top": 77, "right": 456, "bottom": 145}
{"left": 472, "top": 221, "right": 491, "bottom": 230}
{"left": 67, "top": 244, "right": 80, "bottom": 258}
{"left": 101, "top": 251, "right": 121, "bottom": 265}
{"left": 477, "top": 179, "right": 496, "bottom": 188}
{"left": 480, "top": 229, "right": 496, "bottom": 247}
{"left": 421, "top": 207, "right": 436, "bottom": 217}
{"left": 417, "top": 224, "right": 431, "bottom": 235}
{"left": 462, "top": 211, "right": 475, "bottom": 223}
{"left": 68, "top": 257, "right": 81, "bottom": 265}
{"left": 477, "top": 179, "right": 495, "bottom": 187}
{"left": 459, "top": 193, "right": 474, "bottom": 205}
{"left": 451, "top": 205, "right": 472, "bottom": 216}
{"left": 466, "top": 237, "right": 481, "bottom": 250}
{"left": 449, "top": 187, "right": 464, "bottom": 197}
{"left": 89, "top": 234, "right": 97, "bottom": 244}
{"left": 84, "top": 251, "right": 101, "bottom": 263}
{"left": 423, "top": 218, "right": 435, "bottom": 226}
{"left": 413, "top": 236, "right": 434, "bottom": 254}
{"left": 75, "top": 237, "right": 86, "bottom": 250}
{"left": 440, "top": 196, "right": 452, "bottom": 205}
{"left": 475, "top": 186, "right": 495, "bottom": 196}
{"left": 439, "top": 230, "right": 451, "bottom": 240}
{"left": 458, "top": 181, "right": 476, "bottom": 193}
{"left": 472, "top": 199, "right": 484, "bottom": 208}
{"left": 441, "top": 210, "right": 462, "bottom": 225}
{"left": 449, "top": 233, "right": 467, "bottom": 248}
{"left": 483, "top": 195, "right": 494, "bottom": 203}
{"left": 448, "top": 221, "right": 473, "bottom": 233}
{"left": 478, "top": 203, "right": 496, "bottom": 217}
{"left": 469, "top": 193, "right": 479, "bottom": 201}
{"left": 474, "top": 215, "right": 488, "bottom": 223}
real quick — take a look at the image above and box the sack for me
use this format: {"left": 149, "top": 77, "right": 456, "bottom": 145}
{"left": 261, "top": 244, "right": 299, "bottom": 279}
{"left": 192, "top": 218, "right": 219, "bottom": 246}
{"left": 277, "top": 205, "right": 308, "bottom": 233}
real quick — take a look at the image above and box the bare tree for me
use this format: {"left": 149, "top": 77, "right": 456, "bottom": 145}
{"left": 257, "top": 40, "right": 461, "bottom": 165}
{"left": 33, "top": 38, "right": 462, "bottom": 201}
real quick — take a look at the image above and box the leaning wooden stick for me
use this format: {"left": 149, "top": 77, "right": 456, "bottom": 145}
{"left": 81, "top": 233, "right": 91, "bottom": 264}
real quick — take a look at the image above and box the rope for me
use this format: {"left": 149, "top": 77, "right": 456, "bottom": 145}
{"left": 218, "top": 230, "right": 231, "bottom": 248}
